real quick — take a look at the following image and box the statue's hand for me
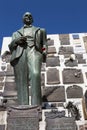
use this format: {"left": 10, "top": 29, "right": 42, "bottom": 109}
{"left": 16, "top": 36, "right": 27, "bottom": 45}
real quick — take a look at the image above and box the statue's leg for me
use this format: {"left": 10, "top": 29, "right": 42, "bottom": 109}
{"left": 27, "top": 48, "right": 42, "bottom": 105}
{"left": 14, "top": 50, "right": 29, "bottom": 105}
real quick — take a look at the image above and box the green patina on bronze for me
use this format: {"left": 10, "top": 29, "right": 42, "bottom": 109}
{"left": 9, "top": 12, "right": 47, "bottom": 105}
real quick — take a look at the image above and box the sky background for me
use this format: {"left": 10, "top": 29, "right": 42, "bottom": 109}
{"left": 0, "top": 0, "right": 87, "bottom": 48}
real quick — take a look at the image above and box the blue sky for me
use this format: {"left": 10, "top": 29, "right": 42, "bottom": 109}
{"left": 0, "top": 0, "right": 87, "bottom": 48}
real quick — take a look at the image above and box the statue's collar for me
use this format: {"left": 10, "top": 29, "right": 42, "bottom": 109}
{"left": 23, "top": 24, "right": 32, "bottom": 28}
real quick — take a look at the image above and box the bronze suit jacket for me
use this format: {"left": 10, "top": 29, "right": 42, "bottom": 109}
{"left": 9, "top": 26, "right": 47, "bottom": 66}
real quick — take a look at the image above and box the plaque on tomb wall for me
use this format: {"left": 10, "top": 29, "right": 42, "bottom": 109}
{"left": 0, "top": 82, "right": 4, "bottom": 90}
{"left": 78, "top": 59, "right": 86, "bottom": 64}
{"left": 59, "top": 34, "right": 70, "bottom": 45}
{"left": 6, "top": 64, "right": 14, "bottom": 76}
{"left": 0, "top": 71, "right": 5, "bottom": 76}
{"left": 64, "top": 59, "right": 78, "bottom": 67}
{"left": 42, "top": 86, "right": 65, "bottom": 102}
{"left": 0, "top": 125, "right": 5, "bottom": 130}
{"left": 46, "top": 117, "right": 77, "bottom": 130}
{"left": 85, "top": 72, "right": 87, "bottom": 78}
{"left": 45, "top": 110, "right": 65, "bottom": 118}
{"left": 83, "top": 36, "right": 87, "bottom": 52}
{"left": 47, "top": 68, "right": 60, "bottom": 84}
{"left": 4, "top": 82, "right": 16, "bottom": 91}
{"left": 66, "top": 85, "right": 83, "bottom": 98}
{"left": 3, "top": 82, "right": 17, "bottom": 98}
{"left": 7, "top": 105, "right": 40, "bottom": 130}
{"left": 47, "top": 39, "right": 54, "bottom": 46}
{"left": 58, "top": 46, "right": 74, "bottom": 55}
{"left": 46, "top": 56, "right": 60, "bottom": 67}
{"left": 75, "top": 54, "right": 83, "bottom": 59}
{"left": 48, "top": 46, "right": 56, "bottom": 54}
{"left": 63, "top": 68, "right": 84, "bottom": 84}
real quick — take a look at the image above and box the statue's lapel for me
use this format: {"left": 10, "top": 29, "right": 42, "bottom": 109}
{"left": 17, "top": 27, "right": 24, "bottom": 36}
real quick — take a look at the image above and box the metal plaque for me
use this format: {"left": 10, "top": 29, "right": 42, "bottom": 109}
{"left": 7, "top": 105, "right": 40, "bottom": 130}
{"left": 47, "top": 68, "right": 60, "bottom": 84}
{"left": 63, "top": 68, "right": 84, "bottom": 84}
{"left": 42, "top": 86, "right": 65, "bottom": 102}
{"left": 46, "top": 117, "right": 77, "bottom": 130}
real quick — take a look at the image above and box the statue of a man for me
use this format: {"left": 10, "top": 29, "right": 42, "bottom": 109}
{"left": 8, "top": 12, "right": 47, "bottom": 105}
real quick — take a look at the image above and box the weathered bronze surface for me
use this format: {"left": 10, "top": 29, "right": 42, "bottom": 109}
{"left": 8, "top": 12, "right": 47, "bottom": 105}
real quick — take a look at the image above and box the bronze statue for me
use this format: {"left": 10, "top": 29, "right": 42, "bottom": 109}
{"left": 8, "top": 12, "right": 47, "bottom": 105}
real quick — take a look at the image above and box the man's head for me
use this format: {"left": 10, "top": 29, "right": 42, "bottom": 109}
{"left": 23, "top": 12, "right": 33, "bottom": 25}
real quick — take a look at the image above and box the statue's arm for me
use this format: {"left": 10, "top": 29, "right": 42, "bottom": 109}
{"left": 41, "top": 28, "right": 48, "bottom": 55}
{"left": 8, "top": 32, "right": 18, "bottom": 53}
{"left": 41, "top": 28, "right": 48, "bottom": 62}
{"left": 8, "top": 32, "right": 26, "bottom": 53}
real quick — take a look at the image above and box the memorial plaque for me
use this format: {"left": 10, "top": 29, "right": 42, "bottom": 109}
{"left": 7, "top": 105, "right": 40, "bottom": 130}
{"left": 6, "top": 64, "right": 14, "bottom": 76}
{"left": 75, "top": 54, "right": 83, "bottom": 59}
{"left": 47, "top": 68, "right": 60, "bottom": 84}
{"left": 48, "top": 46, "right": 56, "bottom": 54}
{"left": 0, "top": 82, "right": 4, "bottom": 90}
{"left": 45, "top": 110, "right": 65, "bottom": 118}
{"left": 47, "top": 39, "right": 54, "bottom": 46}
{"left": 4, "top": 82, "right": 16, "bottom": 91}
{"left": 83, "top": 36, "right": 87, "bottom": 52}
{"left": 46, "top": 56, "right": 60, "bottom": 67}
{"left": 42, "top": 86, "right": 65, "bottom": 102}
{"left": 63, "top": 68, "right": 84, "bottom": 84}
{"left": 64, "top": 59, "right": 78, "bottom": 67}
{"left": 58, "top": 46, "right": 74, "bottom": 55}
{"left": 85, "top": 72, "right": 87, "bottom": 78}
{"left": 3, "top": 82, "right": 17, "bottom": 98}
{"left": 66, "top": 85, "right": 83, "bottom": 98}
{"left": 78, "top": 59, "right": 86, "bottom": 64}
{"left": 46, "top": 117, "right": 77, "bottom": 130}
{"left": 0, "top": 125, "right": 5, "bottom": 130}
{"left": 59, "top": 34, "right": 70, "bottom": 45}
{"left": 0, "top": 71, "right": 5, "bottom": 76}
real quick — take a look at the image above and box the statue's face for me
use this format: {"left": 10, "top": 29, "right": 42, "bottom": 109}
{"left": 23, "top": 12, "right": 33, "bottom": 25}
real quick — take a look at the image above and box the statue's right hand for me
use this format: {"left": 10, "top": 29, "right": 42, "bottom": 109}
{"left": 16, "top": 37, "right": 27, "bottom": 45}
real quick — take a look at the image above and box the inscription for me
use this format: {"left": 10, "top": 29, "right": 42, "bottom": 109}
{"left": 46, "top": 117, "right": 77, "bottom": 130}
{"left": 7, "top": 106, "right": 40, "bottom": 130}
